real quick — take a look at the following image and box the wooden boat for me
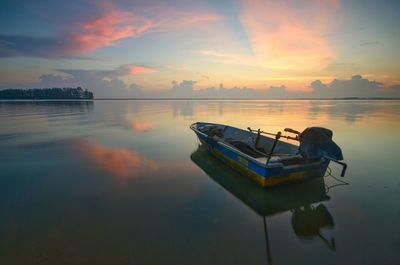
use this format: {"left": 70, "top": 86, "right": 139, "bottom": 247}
{"left": 190, "top": 122, "right": 347, "bottom": 187}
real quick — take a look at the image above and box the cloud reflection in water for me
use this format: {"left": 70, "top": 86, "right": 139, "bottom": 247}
{"left": 78, "top": 139, "right": 158, "bottom": 178}
{"left": 130, "top": 120, "right": 154, "bottom": 132}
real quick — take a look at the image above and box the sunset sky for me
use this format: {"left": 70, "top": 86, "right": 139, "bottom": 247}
{"left": 0, "top": 0, "right": 399, "bottom": 98}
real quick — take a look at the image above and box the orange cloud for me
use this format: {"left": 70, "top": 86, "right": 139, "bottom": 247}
{"left": 78, "top": 140, "right": 158, "bottom": 178}
{"left": 69, "top": 8, "right": 157, "bottom": 53}
{"left": 237, "top": 0, "right": 339, "bottom": 70}
{"left": 130, "top": 120, "right": 154, "bottom": 132}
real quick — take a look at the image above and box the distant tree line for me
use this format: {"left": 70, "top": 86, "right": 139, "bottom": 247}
{"left": 0, "top": 87, "right": 94, "bottom": 99}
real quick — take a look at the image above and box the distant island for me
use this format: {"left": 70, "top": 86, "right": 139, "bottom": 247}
{"left": 0, "top": 87, "right": 93, "bottom": 100}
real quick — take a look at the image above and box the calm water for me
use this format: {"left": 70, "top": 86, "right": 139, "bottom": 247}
{"left": 0, "top": 100, "right": 399, "bottom": 265}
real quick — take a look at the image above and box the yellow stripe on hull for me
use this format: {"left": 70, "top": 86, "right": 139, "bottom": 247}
{"left": 211, "top": 148, "right": 326, "bottom": 188}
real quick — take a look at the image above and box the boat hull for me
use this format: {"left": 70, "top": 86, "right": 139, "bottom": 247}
{"left": 192, "top": 123, "right": 329, "bottom": 187}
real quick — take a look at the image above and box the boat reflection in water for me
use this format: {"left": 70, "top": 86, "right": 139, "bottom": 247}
{"left": 191, "top": 145, "right": 336, "bottom": 264}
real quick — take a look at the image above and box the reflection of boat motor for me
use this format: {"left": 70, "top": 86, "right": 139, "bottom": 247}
{"left": 291, "top": 204, "right": 336, "bottom": 250}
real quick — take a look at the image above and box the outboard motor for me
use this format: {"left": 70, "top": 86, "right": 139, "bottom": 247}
{"left": 256, "top": 126, "right": 347, "bottom": 176}
{"left": 297, "top": 127, "right": 347, "bottom": 176}
{"left": 298, "top": 127, "right": 343, "bottom": 161}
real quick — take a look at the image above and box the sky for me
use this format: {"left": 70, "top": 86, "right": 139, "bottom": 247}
{"left": 0, "top": 0, "right": 399, "bottom": 98}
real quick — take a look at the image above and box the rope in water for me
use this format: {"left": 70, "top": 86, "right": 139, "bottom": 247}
{"left": 324, "top": 166, "right": 350, "bottom": 193}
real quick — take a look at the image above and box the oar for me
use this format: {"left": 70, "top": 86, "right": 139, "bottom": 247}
{"left": 284, "top": 128, "right": 300, "bottom": 135}
{"left": 248, "top": 127, "right": 298, "bottom": 141}
{"left": 266, "top": 132, "right": 281, "bottom": 164}
{"left": 248, "top": 127, "right": 296, "bottom": 164}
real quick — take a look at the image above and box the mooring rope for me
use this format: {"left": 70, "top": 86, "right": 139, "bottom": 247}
{"left": 324, "top": 166, "right": 350, "bottom": 193}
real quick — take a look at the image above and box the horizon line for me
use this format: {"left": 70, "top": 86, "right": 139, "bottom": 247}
{"left": 1, "top": 97, "right": 400, "bottom": 101}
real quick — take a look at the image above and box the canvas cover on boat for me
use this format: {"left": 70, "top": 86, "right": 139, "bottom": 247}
{"left": 299, "top": 127, "right": 343, "bottom": 161}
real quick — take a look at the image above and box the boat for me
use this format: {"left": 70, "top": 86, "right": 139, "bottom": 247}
{"left": 190, "top": 122, "right": 347, "bottom": 187}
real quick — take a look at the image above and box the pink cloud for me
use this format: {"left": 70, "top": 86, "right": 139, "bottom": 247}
{"left": 0, "top": 3, "right": 223, "bottom": 58}
{"left": 66, "top": 5, "right": 221, "bottom": 55}
{"left": 68, "top": 8, "right": 157, "bottom": 53}
{"left": 128, "top": 65, "right": 155, "bottom": 75}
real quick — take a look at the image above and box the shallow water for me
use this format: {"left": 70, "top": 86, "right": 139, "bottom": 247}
{"left": 0, "top": 100, "right": 399, "bottom": 265}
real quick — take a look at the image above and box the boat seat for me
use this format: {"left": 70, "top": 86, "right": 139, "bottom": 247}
{"left": 255, "top": 154, "right": 304, "bottom": 165}
{"left": 224, "top": 139, "right": 265, "bottom": 158}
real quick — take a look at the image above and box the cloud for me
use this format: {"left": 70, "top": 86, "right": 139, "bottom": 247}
{"left": 23, "top": 64, "right": 154, "bottom": 98}
{"left": 137, "top": 81, "right": 292, "bottom": 99}
{"left": 69, "top": 9, "right": 157, "bottom": 54}
{"left": 360, "top": 41, "right": 379, "bottom": 46}
{"left": 386, "top": 85, "right": 400, "bottom": 91}
{"left": 18, "top": 64, "right": 154, "bottom": 98}
{"left": 19, "top": 69, "right": 137, "bottom": 98}
{"left": 128, "top": 65, "right": 155, "bottom": 75}
{"left": 0, "top": 3, "right": 221, "bottom": 59}
{"left": 379, "top": 85, "right": 400, "bottom": 97}
{"left": 170, "top": 80, "right": 196, "bottom": 97}
{"left": 5, "top": 62, "right": 399, "bottom": 99}
{"left": 236, "top": 0, "right": 339, "bottom": 70}
{"left": 0, "top": 64, "right": 153, "bottom": 98}
{"left": 0, "top": 7, "right": 156, "bottom": 59}
{"left": 0, "top": 35, "right": 70, "bottom": 59}
{"left": 160, "top": 75, "right": 398, "bottom": 99}
{"left": 310, "top": 75, "right": 383, "bottom": 98}
{"left": 58, "top": 64, "right": 155, "bottom": 79}
{"left": 197, "top": 1, "right": 340, "bottom": 70}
